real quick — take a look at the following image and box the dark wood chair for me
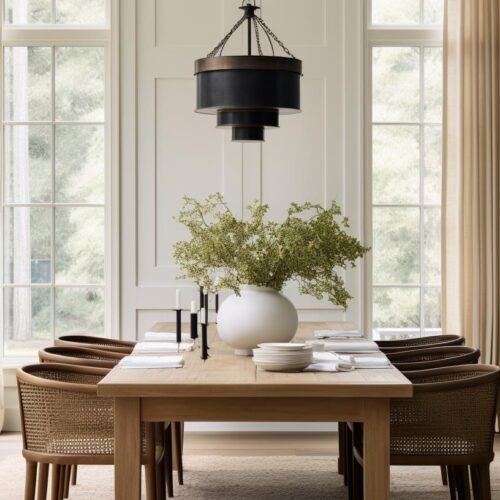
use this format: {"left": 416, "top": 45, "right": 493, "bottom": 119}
{"left": 387, "top": 346, "right": 480, "bottom": 371}
{"left": 376, "top": 334, "right": 465, "bottom": 353}
{"left": 349, "top": 365, "right": 500, "bottom": 500}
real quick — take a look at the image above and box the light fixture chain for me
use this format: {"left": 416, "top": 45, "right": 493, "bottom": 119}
{"left": 252, "top": 17, "right": 264, "bottom": 56}
{"left": 256, "top": 16, "right": 296, "bottom": 59}
{"left": 207, "top": 15, "right": 246, "bottom": 57}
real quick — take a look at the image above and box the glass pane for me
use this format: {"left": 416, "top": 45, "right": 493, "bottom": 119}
{"left": 424, "top": 207, "right": 441, "bottom": 285}
{"left": 4, "top": 208, "right": 51, "bottom": 284}
{"left": 4, "top": 46, "right": 51, "bottom": 122}
{"left": 4, "top": 287, "right": 51, "bottom": 356}
{"left": 424, "top": 0, "right": 444, "bottom": 25}
{"left": 373, "top": 207, "right": 420, "bottom": 284}
{"left": 56, "top": 0, "right": 106, "bottom": 25}
{"left": 55, "top": 47, "right": 105, "bottom": 121}
{"left": 4, "top": 0, "right": 51, "bottom": 24}
{"left": 55, "top": 125, "right": 105, "bottom": 203}
{"left": 372, "top": 125, "right": 420, "bottom": 204}
{"left": 371, "top": 0, "right": 420, "bottom": 25}
{"left": 55, "top": 287, "right": 104, "bottom": 335}
{"left": 424, "top": 47, "right": 443, "bottom": 123}
{"left": 424, "top": 125, "right": 442, "bottom": 204}
{"left": 373, "top": 287, "right": 420, "bottom": 328}
{"left": 424, "top": 287, "right": 441, "bottom": 329}
{"left": 373, "top": 47, "right": 420, "bottom": 123}
{"left": 4, "top": 125, "right": 51, "bottom": 203}
{"left": 55, "top": 207, "right": 104, "bottom": 284}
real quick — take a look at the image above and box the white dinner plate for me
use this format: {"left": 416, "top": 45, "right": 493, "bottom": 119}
{"left": 257, "top": 343, "right": 309, "bottom": 351}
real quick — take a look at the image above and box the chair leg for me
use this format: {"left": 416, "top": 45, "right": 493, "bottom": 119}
{"left": 70, "top": 465, "right": 78, "bottom": 486}
{"left": 145, "top": 464, "right": 157, "bottom": 500}
{"left": 50, "top": 465, "right": 61, "bottom": 500}
{"left": 173, "top": 422, "right": 184, "bottom": 485}
{"left": 338, "top": 422, "right": 345, "bottom": 475}
{"left": 25, "top": 461, "right": 37, "bottom": 500}
{"left": 471, "top": 464, "right": 491, "bottom": 500}
{"left": 351, "top": 453, "right": 363, "bottom": 500}
{"left": 345, "top": 424, "right": 353, "bottom": 491}
{"left": 447, "top": 466, "right": 457, "bottom": 500}
{"left": 37, "top": 463, "right": 49, "bottom": 500}
{"left": 156, "top": 454, "right": 166, "bottom": 500}
{"left": 57, "top": 467, "right": 65, "bottom": 500}
{"left": 441, "top": 465, "right": 449, "bottom": 486}
{"left": 453, "top": 465, "right": 471, "bottom": 500}
{"left": 63, "top": 465, "right": 71, "bottom": 498}
{"left": 164, "top": 425, "right": 174, "bottom": 498}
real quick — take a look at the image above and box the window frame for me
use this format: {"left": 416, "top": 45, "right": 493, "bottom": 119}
{"left": 363, "top": 1, "right": 443, "bottom": 339}
{"left": 0, "top": 0, "right": 119, "bottom": 362}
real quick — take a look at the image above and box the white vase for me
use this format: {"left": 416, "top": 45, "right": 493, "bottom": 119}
{"left": 217, "top": 285, "right": 298, "bottom": 356}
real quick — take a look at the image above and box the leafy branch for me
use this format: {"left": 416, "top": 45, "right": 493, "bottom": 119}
{"left": 173, "top": 193, "right": 370, "bottom": 310}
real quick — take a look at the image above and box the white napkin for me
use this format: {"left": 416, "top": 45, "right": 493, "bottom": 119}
{"left": 143, "top": 331, "right": 192, "bottom": 342}
{"left": 314, "top": 329, "right": 364, "bottom": 339}
{"left": 133, "top": 342, "right": 194, "bottom": 354}
{"left": 303, "top": 352, "right": 354, "bottom": 372}
{"left": 351, "top": 355, "right": 391, "bottom": 369}
{"left": 321, "top": 340, "right": 379, "bottom": 353}
{"left": 119, "top": 355, "right": 184, "bottom": 369}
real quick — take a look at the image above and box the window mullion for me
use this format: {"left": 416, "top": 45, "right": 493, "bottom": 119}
{"left": 50, "top": 45, "right": 56, "bottom": 341}
{"left": 419, "top": 43, "right": 425, "bottom": 336}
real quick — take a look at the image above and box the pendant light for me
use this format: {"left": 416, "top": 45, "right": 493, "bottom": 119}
{"left": 194, "top": 1, "right": 302, "bottom": 142}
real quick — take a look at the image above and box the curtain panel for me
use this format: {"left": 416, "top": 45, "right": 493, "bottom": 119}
{"left": 443, "top": 0, "right": 500, "bottom": 363}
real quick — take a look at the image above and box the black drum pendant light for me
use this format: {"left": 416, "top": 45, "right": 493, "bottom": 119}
{"left": 194, "top": 1, "right": 302, "bottom": 142}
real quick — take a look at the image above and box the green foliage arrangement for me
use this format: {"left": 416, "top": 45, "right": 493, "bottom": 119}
{"left": 174, "top": 193, "right": 369, "bottom": 309}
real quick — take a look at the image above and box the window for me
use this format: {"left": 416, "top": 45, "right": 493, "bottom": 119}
{"left": 366, "top": 0, "right": 443, "bottom": 339}
{"left": 1, "top": 1, "right": 116, "bottom": 358}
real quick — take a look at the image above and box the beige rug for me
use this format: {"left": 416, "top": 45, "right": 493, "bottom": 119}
{"left": 0, "top": 454, "right": 499, "bottom": 499}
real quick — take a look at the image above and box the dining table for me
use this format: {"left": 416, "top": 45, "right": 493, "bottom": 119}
{"left": 97, "top": 321, "right": 413, "bottom": 500}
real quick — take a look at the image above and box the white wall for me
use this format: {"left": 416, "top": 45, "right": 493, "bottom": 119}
{"left": 120, "top": 0, "right": 365, "bottom": 342}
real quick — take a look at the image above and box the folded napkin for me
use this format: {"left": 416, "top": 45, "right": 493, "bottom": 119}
{"left": 119, "top": 355, "right": 184, "bottom": 369}
{"left": 303, "top": 352, "right": 354, "bottom": 372}
{"left": 133, "top": 342, "right": 194, "bottom": 354}
{"left": 314, "top": 329, "right": 364, "bottom": 339}
{"left": 351, "top": 355, "right": 391, "bottom": 369}
{"left": 144, "top": 331, "right": 192, "bottom": 342}
{"left": 321, "top": 340, "right": 379, "bottom": 353}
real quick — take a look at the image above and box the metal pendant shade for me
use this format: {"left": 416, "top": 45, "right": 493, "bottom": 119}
{"left": 194, "top": 2, "right": 302, "bottom": 142}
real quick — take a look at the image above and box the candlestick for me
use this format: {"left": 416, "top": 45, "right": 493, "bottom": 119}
{"left": 190, "top": 300, "right": 196, "bottom": 314}
{"left": 176, "top": 309, "right": 182, "bottom": 344}
{"left": 199, "top": 286, "right": 204, "bottom": 309}
{"left": 175, "top": 289, "right": 181, "bottom": 310}
{"left": 204, "top": 294, "right": 209, "bottom": 323}
{"left": 190, "top": 312, "right": 198, "bottom": 340}
{"left": 201, "top": 323, "right": 208, "bottom": 360}
{"left": 215, "top": 293, "right": 219, "bottom": 313}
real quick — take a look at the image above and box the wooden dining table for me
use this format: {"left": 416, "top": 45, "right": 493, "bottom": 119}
{"left": 97, "top": 322, "right": 413, "bottom": 500}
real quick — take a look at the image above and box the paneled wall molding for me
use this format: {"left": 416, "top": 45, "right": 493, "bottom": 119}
{"left": 120, "top": 0, "right": 365, "bottom": 342}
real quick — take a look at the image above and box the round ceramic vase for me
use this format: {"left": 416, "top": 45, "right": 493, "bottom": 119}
{"left": 217, "top": 285, "right": 298, "bottom": 356}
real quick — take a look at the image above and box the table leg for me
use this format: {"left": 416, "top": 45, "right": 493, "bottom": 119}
{"left": 363, "top": 399, "right": 390, "bottom": 500}
{"left": 115, "top": 398, "right": 141, "bottom": 500}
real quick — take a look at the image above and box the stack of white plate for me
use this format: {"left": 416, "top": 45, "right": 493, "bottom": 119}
{"left": 252, "top": 343, "right": 313, "bottom": 372}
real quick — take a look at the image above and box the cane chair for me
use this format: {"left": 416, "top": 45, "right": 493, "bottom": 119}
{"left": 387, "top": 346, "right": 480, "bottom": 372}
{"left": 17, "top": 363, "right": 169, "bottom": 500}
{"left": 54, "top": 335, "right": 135, "bottom": 354}
{"left": 53, "top": 334, "right": 184, "bottom": 484}
{"left": 376, "top": 334, "right": 465, "bottom": 353}
{"left": 339, "top": 335, "right": 465, "bottom": 482}
{"left": 39, "top": 346, "right": 123, "bottom": 369}
{"left": 349, "top": 365, "right": 500, "bottom": 500}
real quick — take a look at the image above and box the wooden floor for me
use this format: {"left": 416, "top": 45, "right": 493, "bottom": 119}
{"left": 1, "top": 431, "right": 499, "bottom": 459}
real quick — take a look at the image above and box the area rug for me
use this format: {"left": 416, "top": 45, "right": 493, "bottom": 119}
{"left": 0, "top": 454, "right": 498, "bottom": 499}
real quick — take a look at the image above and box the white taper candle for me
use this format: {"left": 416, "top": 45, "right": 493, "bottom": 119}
{"left": 176, "top": 289, "right": 181, "bottom": 310}
{"left": 190, "top": 300, "right": 196, "bottom": 314}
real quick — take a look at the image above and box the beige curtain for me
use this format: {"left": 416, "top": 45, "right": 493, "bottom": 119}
{"left": 443, "top": 0, "right": 500, "bottom": 363}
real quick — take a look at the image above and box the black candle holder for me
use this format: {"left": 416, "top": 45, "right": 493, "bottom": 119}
{"left": 215, "top": 293, "right": 219, "bottom": 313}
{"left": 201, "top": 323, "right": 209, "bottom": 360}
{"left": 175, "top": 309, "right": 182, "bottom": 344}
{"left": 190, "top": 312, "right": 198, "bottom": 340}
{"left": 204, "top": 294, "right": 209, "bottom": 323}
{"left": 199, "top": 286, "right": 204, "bottom": 309}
